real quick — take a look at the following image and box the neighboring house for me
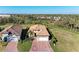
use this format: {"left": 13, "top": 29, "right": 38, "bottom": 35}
{"left": 28, "top": 24, "right": 50, "bottom": 41}
{"left": 0, "top": 24, "right": 22, "bottom": 42}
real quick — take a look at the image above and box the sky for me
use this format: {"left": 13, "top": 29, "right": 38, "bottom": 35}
{"left": 0, "top": 6, "right": 79, "bottom": 14}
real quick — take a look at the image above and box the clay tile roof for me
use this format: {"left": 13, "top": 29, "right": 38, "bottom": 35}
{"left": 1, "top": 24, "right": 22, "bottom": 36}
{"left": 11, "top": 24, "right": 22, "bottom": 35}
{"left": 29, "top": 24, "right": 49, "bottom": 36}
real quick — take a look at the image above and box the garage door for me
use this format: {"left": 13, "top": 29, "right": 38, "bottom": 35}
{"left": 36, "top": 36, "right": 49, "bottom": 41}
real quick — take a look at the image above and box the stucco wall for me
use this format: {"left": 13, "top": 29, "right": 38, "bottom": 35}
{"left": 1, "top": 34, "right": 20, "bottom": 42}
{"left": 36, "top": 36, "right": 49, "bottom": 41}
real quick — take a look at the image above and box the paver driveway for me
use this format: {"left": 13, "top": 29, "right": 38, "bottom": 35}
{"left": 4, "top": 41, "right": 18, "bottom": 52}
{"left": 30, "top": 40, "right": 53, "bottom": 52}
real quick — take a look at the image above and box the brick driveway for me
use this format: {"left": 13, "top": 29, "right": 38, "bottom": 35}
{"left": 4, "top": 41, "right": 18, "bottom": 52}
{"left": 4, "top": 39, "right": 53, "bottom": 52}
{"left": 30, "top": 40, "right": 53, "bottom": 52}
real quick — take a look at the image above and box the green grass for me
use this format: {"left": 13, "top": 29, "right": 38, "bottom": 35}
{"left": 18, "top": 39, "right": 32, "bottom": 52}
{"left": 0, "top": 41, "right": 8, "bottom": 51}
{"left": 0, "top": 23, "right": 13, "bottom": 27}
{"left": 50, "top": 26, "right": 79, "bottom": 52}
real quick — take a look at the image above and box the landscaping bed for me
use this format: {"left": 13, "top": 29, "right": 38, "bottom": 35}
{"left": 17, "top": 39, "right": 32, "bottom": 52}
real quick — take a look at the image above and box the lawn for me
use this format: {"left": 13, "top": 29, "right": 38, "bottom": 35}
{"left": 0, "top": 41, "right": 8, "bottom": 51}
{"left": 0, "top": 24, "right": 13, "bottom": 28}
{"left": 50, "top": 25, "right": 79, "bottom": 52}
{"left": 17, "top": 39, "right": 32, "bottom": 52}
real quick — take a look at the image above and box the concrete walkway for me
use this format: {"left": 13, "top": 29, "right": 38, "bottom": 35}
{"left": 30, "top": 40, "right": 53, "bottom": 52}
{"left": 4, "top": 41, "right": 18, "bottom": 52}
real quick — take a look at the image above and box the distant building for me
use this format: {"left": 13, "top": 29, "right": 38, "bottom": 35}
{"left": 36, "top": 16, "right": 52, "bottom": 19}
{"left": 28, "top": 24, "right": 50, "bottom": 41}
{"left": 54, "top": 16, "right": 61, "bottom": 21}
{"left": 0, "top": 15, "right": 10, "bottom": 18}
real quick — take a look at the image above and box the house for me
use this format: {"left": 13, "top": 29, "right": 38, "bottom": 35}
{"left": 0, "top": 24, "right": 22, "bottom": 41}
{"left": 28, "top": 24, "right": 50, "bottom": 41}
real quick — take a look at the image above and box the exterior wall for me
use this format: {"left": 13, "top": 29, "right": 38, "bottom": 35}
{"left": 2, "top": 34, "right": 8, "bottom": 41}
{"left": 11, "top": 35, "right": 20, "bottom": 42}
{"left": 1, "top": 34, "right": 20, "bottom": 41}
{"left": 36, "top": 36, "right": 49, "bottom": 41}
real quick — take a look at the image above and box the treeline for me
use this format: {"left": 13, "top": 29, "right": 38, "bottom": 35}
{"left": 51, "top": 15, "right": 79, "bottom": 31}
{"left": 27, "top": 14, "right": 79, "bottom": 31}
{"left": 0, "top": 15, "right": 27, "bottom": 24}
{"left": 0, "top": 14, "right": 79, "bottom": 31}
